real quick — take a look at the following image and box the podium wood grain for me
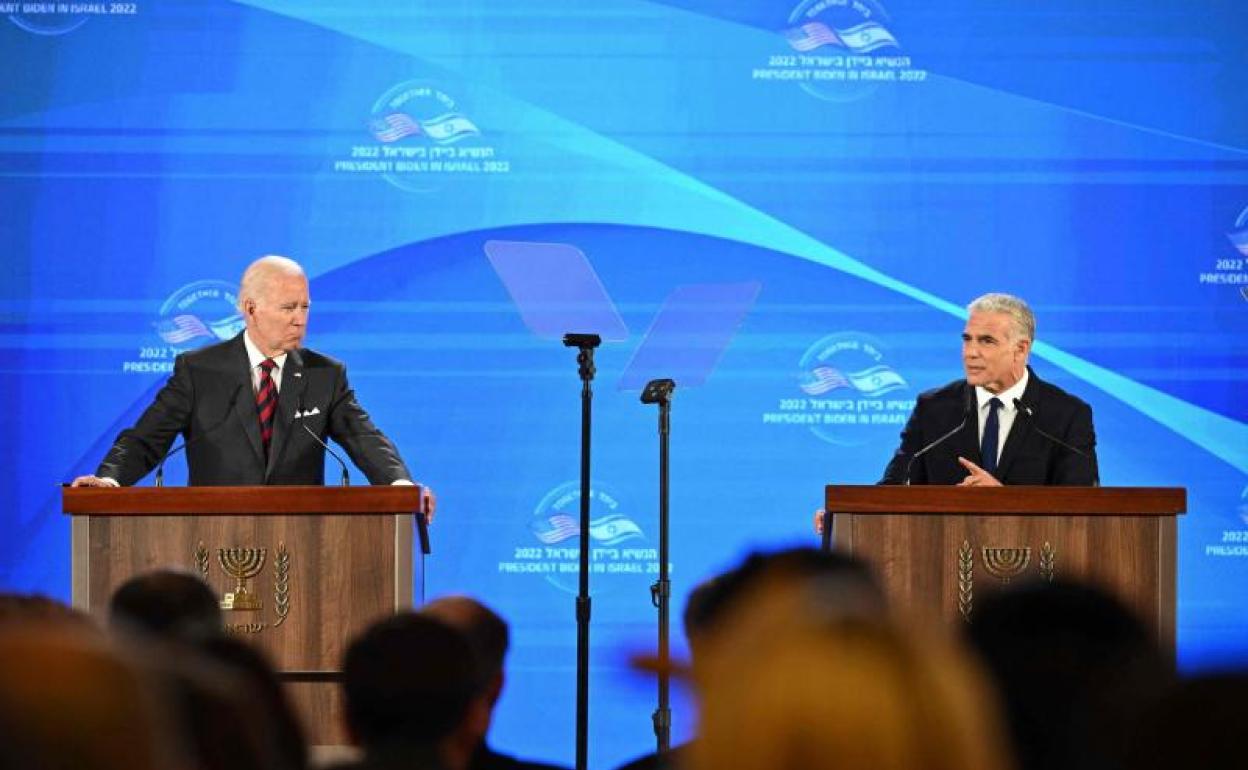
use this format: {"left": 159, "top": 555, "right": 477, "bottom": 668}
{"left": 64, "top": 486, "right": 421, "bottom": 746}
{"left": 825, "top": 485, "right": 1183, "bottom": 647}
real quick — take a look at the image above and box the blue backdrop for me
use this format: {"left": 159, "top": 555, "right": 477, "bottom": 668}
{"left": 3, "top": 0, "right": 1247, "bottom": 766}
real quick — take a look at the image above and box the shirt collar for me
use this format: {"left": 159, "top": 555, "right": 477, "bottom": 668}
{"left": 976, "top": 367, "right": 1029, "bottom": 412}
{"left": 243, "top": 329, "right": 288, "bottom": 371}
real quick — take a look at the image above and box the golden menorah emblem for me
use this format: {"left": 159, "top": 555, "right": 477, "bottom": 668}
{"left": 218, "top": 547, "right": 267, "bottom": 611}
{"left": 981, "top": 547, "right": 1031, "bottom": 584}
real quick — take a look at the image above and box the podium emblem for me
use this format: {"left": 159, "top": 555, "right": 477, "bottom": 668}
{"left": 957, "top": 540, "right": 1057, "bottom": 622}
{"left": 981, "top": 547, "right": 1031, "bottom": 583}
{"left": 219, "top": 548, "right": 266, "bottom": 611}
{"left": 193, "top": 541, "right": 292, "bottom": 633}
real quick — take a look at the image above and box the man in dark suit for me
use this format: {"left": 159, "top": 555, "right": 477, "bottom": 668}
{"left": 880, "top": 293, "right": 1097, "bottom": 486}
{"left": 72, "top": 256, "right": 433, "bottom": 508}
{"left": 815, "top": 293, "right": 1095, "bottom": 532}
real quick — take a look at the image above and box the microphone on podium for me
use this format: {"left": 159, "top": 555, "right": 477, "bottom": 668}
{"left": 1013, "top": 398, "right": 1099, "bottom": 485}
{"left": 903, "top": 394, "right": 975, "bottom": 486}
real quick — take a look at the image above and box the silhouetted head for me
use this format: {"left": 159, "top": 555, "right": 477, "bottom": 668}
{"left": 684, "top": 547, "right": 884, "bottom": 659}
{"left": 0, "top": 593, "right": 97, "bottom": 633}
{"left": 197, "top": 635, "right": 307, "bottom": 770}
{"left": 690, "top": 581, "right": 1009, "bottom": 770}
{"left": 423, "top": 595, "right": 509, "bottom": 700}
{"left": 109, "top": 570, "right": 222, "bottom": 643}
{"left": 965, "top": 580, "right": 1172, "bottom": 770}
{"left": 342, "top": 612, "right": 482, "bottom": 753}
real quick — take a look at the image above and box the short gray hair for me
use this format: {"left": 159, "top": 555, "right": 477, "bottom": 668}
{"left": 967, "top": 293, "right": 1035, "bottom": 342}
{"left": 237, "top": 255, "right": 305, "bottom": 310}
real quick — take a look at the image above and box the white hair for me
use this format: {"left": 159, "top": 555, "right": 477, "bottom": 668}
{"left": 967, "top": 293, "right": 1035, "bottom": 342}
{"left": 237, "top": 255, "right": 305, "bottom": 310}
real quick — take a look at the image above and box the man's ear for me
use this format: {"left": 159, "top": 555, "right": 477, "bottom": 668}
{"left": 467, "top": 693, "right": 492, "bottom": 740}
{"left": 486, "top": 672, "right": 504, "bottom": 707}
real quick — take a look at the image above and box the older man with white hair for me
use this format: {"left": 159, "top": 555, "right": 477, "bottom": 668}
{"left": 73, "top": 256, "right": 433, "bottom": 511}
{"left": 878, "top": 293, "right": 1098, "bottom": 486}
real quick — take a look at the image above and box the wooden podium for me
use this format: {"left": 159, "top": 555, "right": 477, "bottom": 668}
{"left": 62, "top": 485, "right": 429, "bottom": 746}
{"left": 822, "top": 485, "right": 1185, "bottom": 646}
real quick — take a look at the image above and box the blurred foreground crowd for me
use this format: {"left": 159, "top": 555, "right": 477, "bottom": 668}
{"left": 0, "top": 548, "right": 1242, "bottom": 770}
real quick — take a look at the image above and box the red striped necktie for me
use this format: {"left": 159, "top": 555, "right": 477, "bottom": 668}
{"left": 257, "top": 358, "right": 278, "bottom": 456}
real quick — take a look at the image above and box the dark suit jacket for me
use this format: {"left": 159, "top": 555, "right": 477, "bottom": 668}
{"left": 97, "top": 333, "right": 410, "bottom": 486}
{"left": 880, "top": 368, "right": 1098, "bottom": 485}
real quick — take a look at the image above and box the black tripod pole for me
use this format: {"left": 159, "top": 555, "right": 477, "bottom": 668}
{"left": 641, "top": 378, "right": 675, "bottom": 753}
{"left": 563, "top": 333, "right": 601, "bottom": 770}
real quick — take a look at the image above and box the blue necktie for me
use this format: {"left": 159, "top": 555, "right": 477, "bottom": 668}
{"left": 981, "top": 397, "right": 1002, "bottom": 475}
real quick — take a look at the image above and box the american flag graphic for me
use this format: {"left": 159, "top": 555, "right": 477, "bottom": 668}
{"left": 155, "top": 314, "right": 213, "bottom": 344}
{"left": 531, "top": 514, "right": 580, "bottom": 544}
{"left": 783, "top": 22, "right": 842, "bottom": 52}
{"left": 801, "top": 365, "right": 852, "bottom": 395}
{"left": 370, "top": 112, "right": 423, "bottom": 143}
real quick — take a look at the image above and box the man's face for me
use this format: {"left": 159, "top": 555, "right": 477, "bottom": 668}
{"left": 244, "top": 273, "right": 309, "bottom": 356}
{"left": 961, "top": 311, "right": 1029, "bottom": 393}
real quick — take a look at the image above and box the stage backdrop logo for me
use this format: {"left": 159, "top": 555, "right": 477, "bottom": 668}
{"left": 1200, "top": 204, "right": 1248, "bottom": 289}
{"left": 333, "top": 81, "right": 511, "bottom": 193}
{"left": 1203, "top": 484, "right": 1248, "bottom": 559}
{"left": 122, "top": 280, "right": 242, "bottom": 375}
{"left": 6, "top": 1, "right": 139, "bottom": 36}
{"left": 496, "top": 480, "right": 665, "bottom": 596}
{"left": 753, "top": 0, "right": 927, "bottom": 101}
{"left": 763, "top": 331, "right": 913, "bottom": 446}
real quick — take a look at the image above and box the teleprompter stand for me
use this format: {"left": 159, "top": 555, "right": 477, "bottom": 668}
{"left": 640, "top": 378, "right": 676, "bottom": 752}
{"left": 564, "top": 332, "right": 601, "bottom": 770}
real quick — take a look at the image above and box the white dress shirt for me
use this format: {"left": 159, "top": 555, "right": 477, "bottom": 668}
{"left": 243, "top": 330, "right": 288, "bottom": 394}
{"left": 975, "top": 367, "right": 1029, "bottom": 461}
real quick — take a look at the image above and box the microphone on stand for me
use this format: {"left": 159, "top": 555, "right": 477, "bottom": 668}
{"left": 1013, "top": 398, "right": 1099, "bottom": 485}
{"left": 903, "top": 394, "right": 976, "bottom": 486}
{"left": 297, "top": 396, "right": 349, "bottom": 487}
{"left": 155, "top": 384, "right": 243, "bottom": 487}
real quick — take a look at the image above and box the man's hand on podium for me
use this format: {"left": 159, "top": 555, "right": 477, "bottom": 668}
{"left": 422, "top": 487, "right": 437, "bottom": 524}
{"left": 813, "top": 508, "right": 826, "bottom": 535}
{"left": 395, "top": 480, "right": 437, "bottom": 524}
{"left": 956, "top": 457, "right": 1002, "bottom": 487}
{"left": 70, "top": 476, "right": 118, "bottom": 487}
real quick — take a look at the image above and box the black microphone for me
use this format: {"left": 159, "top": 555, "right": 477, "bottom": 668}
{"left": 297, "top": 395, "right": 350, "bottom": 487}
{"left": 562, "top": 333, "right": 602, "bottom": 349}
{"left": 639, "top": 378, "right": 675, "bottom": 405}
{"left": 155, "top": 383, "right": 244, "bottom": 487}
{"left": 1013, "top": 398, "right": 1100, "bottom": 485}
{"left": 903, "top": 395, "right": 975, "bottom": 486}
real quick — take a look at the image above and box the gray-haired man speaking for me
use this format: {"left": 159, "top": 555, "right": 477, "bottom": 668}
{"left": 879, "top": 292, "right": 1097, "bottom": 486}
